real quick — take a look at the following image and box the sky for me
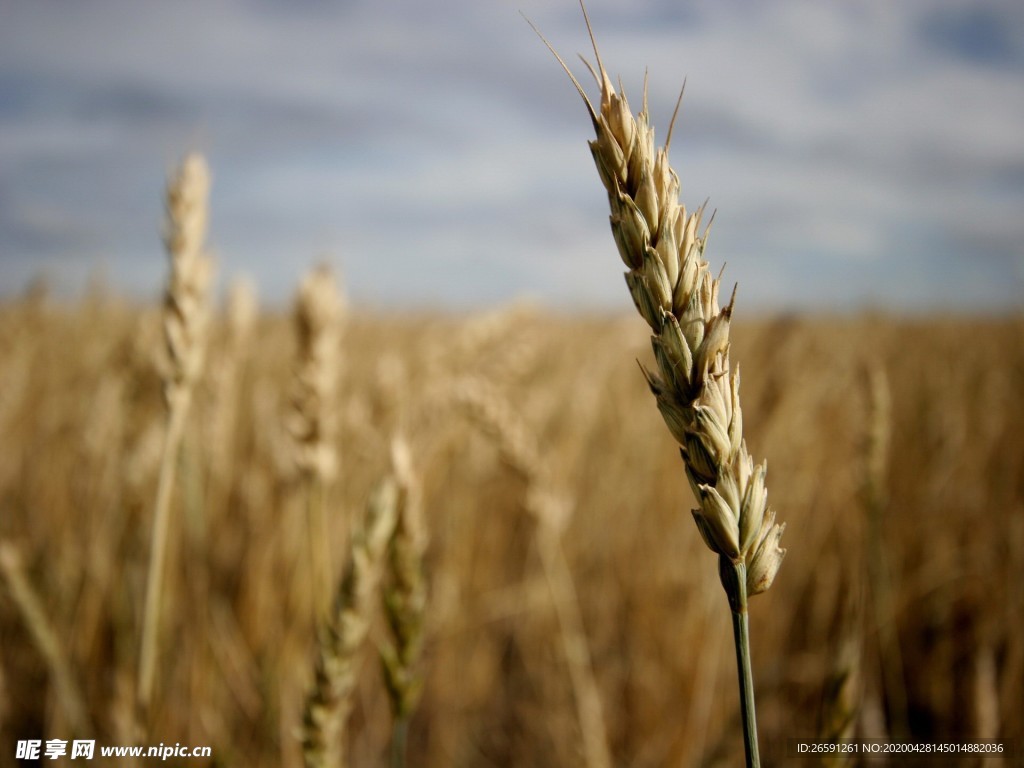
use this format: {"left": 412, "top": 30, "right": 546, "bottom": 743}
{"left": 2, "top": 0, "right": 1023, "bottom": 313}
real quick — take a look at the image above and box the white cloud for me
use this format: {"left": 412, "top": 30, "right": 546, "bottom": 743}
{"left": 0, "top": 0, "right": 1021, "bottom": 311}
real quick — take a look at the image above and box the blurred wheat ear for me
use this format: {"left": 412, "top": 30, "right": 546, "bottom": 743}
{"left": 138, "top": 153, "right": 215, "bottom": 724}
{"left": 289, "top": 264, "right": 345, "bottom": 620}
{"left": 378, "top": 437, "right": 428, "bottom": 768}
{"left": 529, "top": 4, "right": 785, "bottom": 765}
{"left": 302, "top": 477, "right": 399, "bottom": 768}
{"left": 453, "top": 376, "right": 613, "bottom": 768}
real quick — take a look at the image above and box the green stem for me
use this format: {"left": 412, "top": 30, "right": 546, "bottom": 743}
{"left": 721, "top": 557, "right": 761, "bottom": 768}
{"left": 391, "top": 716, "right": 409, "bottom": 768}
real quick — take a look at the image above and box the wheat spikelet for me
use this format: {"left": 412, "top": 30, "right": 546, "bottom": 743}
{"left": 301, "top": 478, "right": 399, "bottom": 768}
{"left": 530, "top": 8, "right": 784, "bottom": 600}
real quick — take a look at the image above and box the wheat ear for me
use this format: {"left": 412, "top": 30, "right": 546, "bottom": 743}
{"left": 531, "top": 6, "right": 784, "bottom": 765}
{"left": 301, "top": 478, "right": 399, "bottom": 768}
{"left": 379, "top": 437, "right": 427, "bottom": 768}
{"left": 138, "top": 153, "right": 214, "bottom": 718}
{"left": 452, "top": 377, "right": 612, "bottom": 768}
{"left": 290, "top": 264, "right": 345, "bottom": 618}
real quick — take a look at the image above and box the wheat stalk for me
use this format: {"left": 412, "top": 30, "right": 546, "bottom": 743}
{"left": 530, "top": 6, "right": 785, "bottom": 764}
{"left": 972, "top": 642, "right": 1000, "bottom": 741}
{"left": 860, "top": 363, "right": 909, "bottom": 740}
{"left": 0, "top": 540, "right": 90, "bottom": 736}
{"left": 138, "top": 152, "right": 214, "bottom": 719}
{"left": 301, "top": 478, "right": 399, "bottom": 768}
{"left": 819, "top": 581, "right": 862, "bottom": 767}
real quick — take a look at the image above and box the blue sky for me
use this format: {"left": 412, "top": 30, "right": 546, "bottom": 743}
{"left": 2, "top": 0, "right": 1023, "bottom": 312}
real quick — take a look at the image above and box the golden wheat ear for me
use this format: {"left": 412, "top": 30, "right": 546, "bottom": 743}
{"left": 533, "top": 6, "right": 783, "bottom": 765}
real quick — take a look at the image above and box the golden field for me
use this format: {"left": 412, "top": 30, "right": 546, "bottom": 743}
{"left": 1, "top": 292, "right": 1022, "bottom": 767}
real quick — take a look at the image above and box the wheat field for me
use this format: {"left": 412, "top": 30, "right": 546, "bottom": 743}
{"left": 1, "top": 282, "right": 1022, "bottom": 766}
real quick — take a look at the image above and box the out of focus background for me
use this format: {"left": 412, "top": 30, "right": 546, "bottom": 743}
{"left": 2, "top": 0, "right": 1023, "bottom": 311}
{"left": 2, "top": 3, "right": 1023, "bottom": 767}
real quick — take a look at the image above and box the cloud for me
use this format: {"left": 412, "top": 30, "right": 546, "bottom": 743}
{"left": 0, "top": 0, "right": 1021, "bottom": 312}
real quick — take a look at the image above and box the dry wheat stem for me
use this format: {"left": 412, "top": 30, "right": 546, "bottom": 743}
{"left": 0, "top": 541, "right": 90, "bottom": 736}
{"left": 531, "top": 5, "right": 786, "bottom": 764}
{"left": 820, "top": 635, "right": 860, "bottom": 768}
{"left": 138, "top": 153, "right": 214, "bottom": 718}
{"left": 301, "top": 478, "right": 399, "bottom": 768}
{"left": 861, "top": 364, "right": 909, "bottom": 740}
